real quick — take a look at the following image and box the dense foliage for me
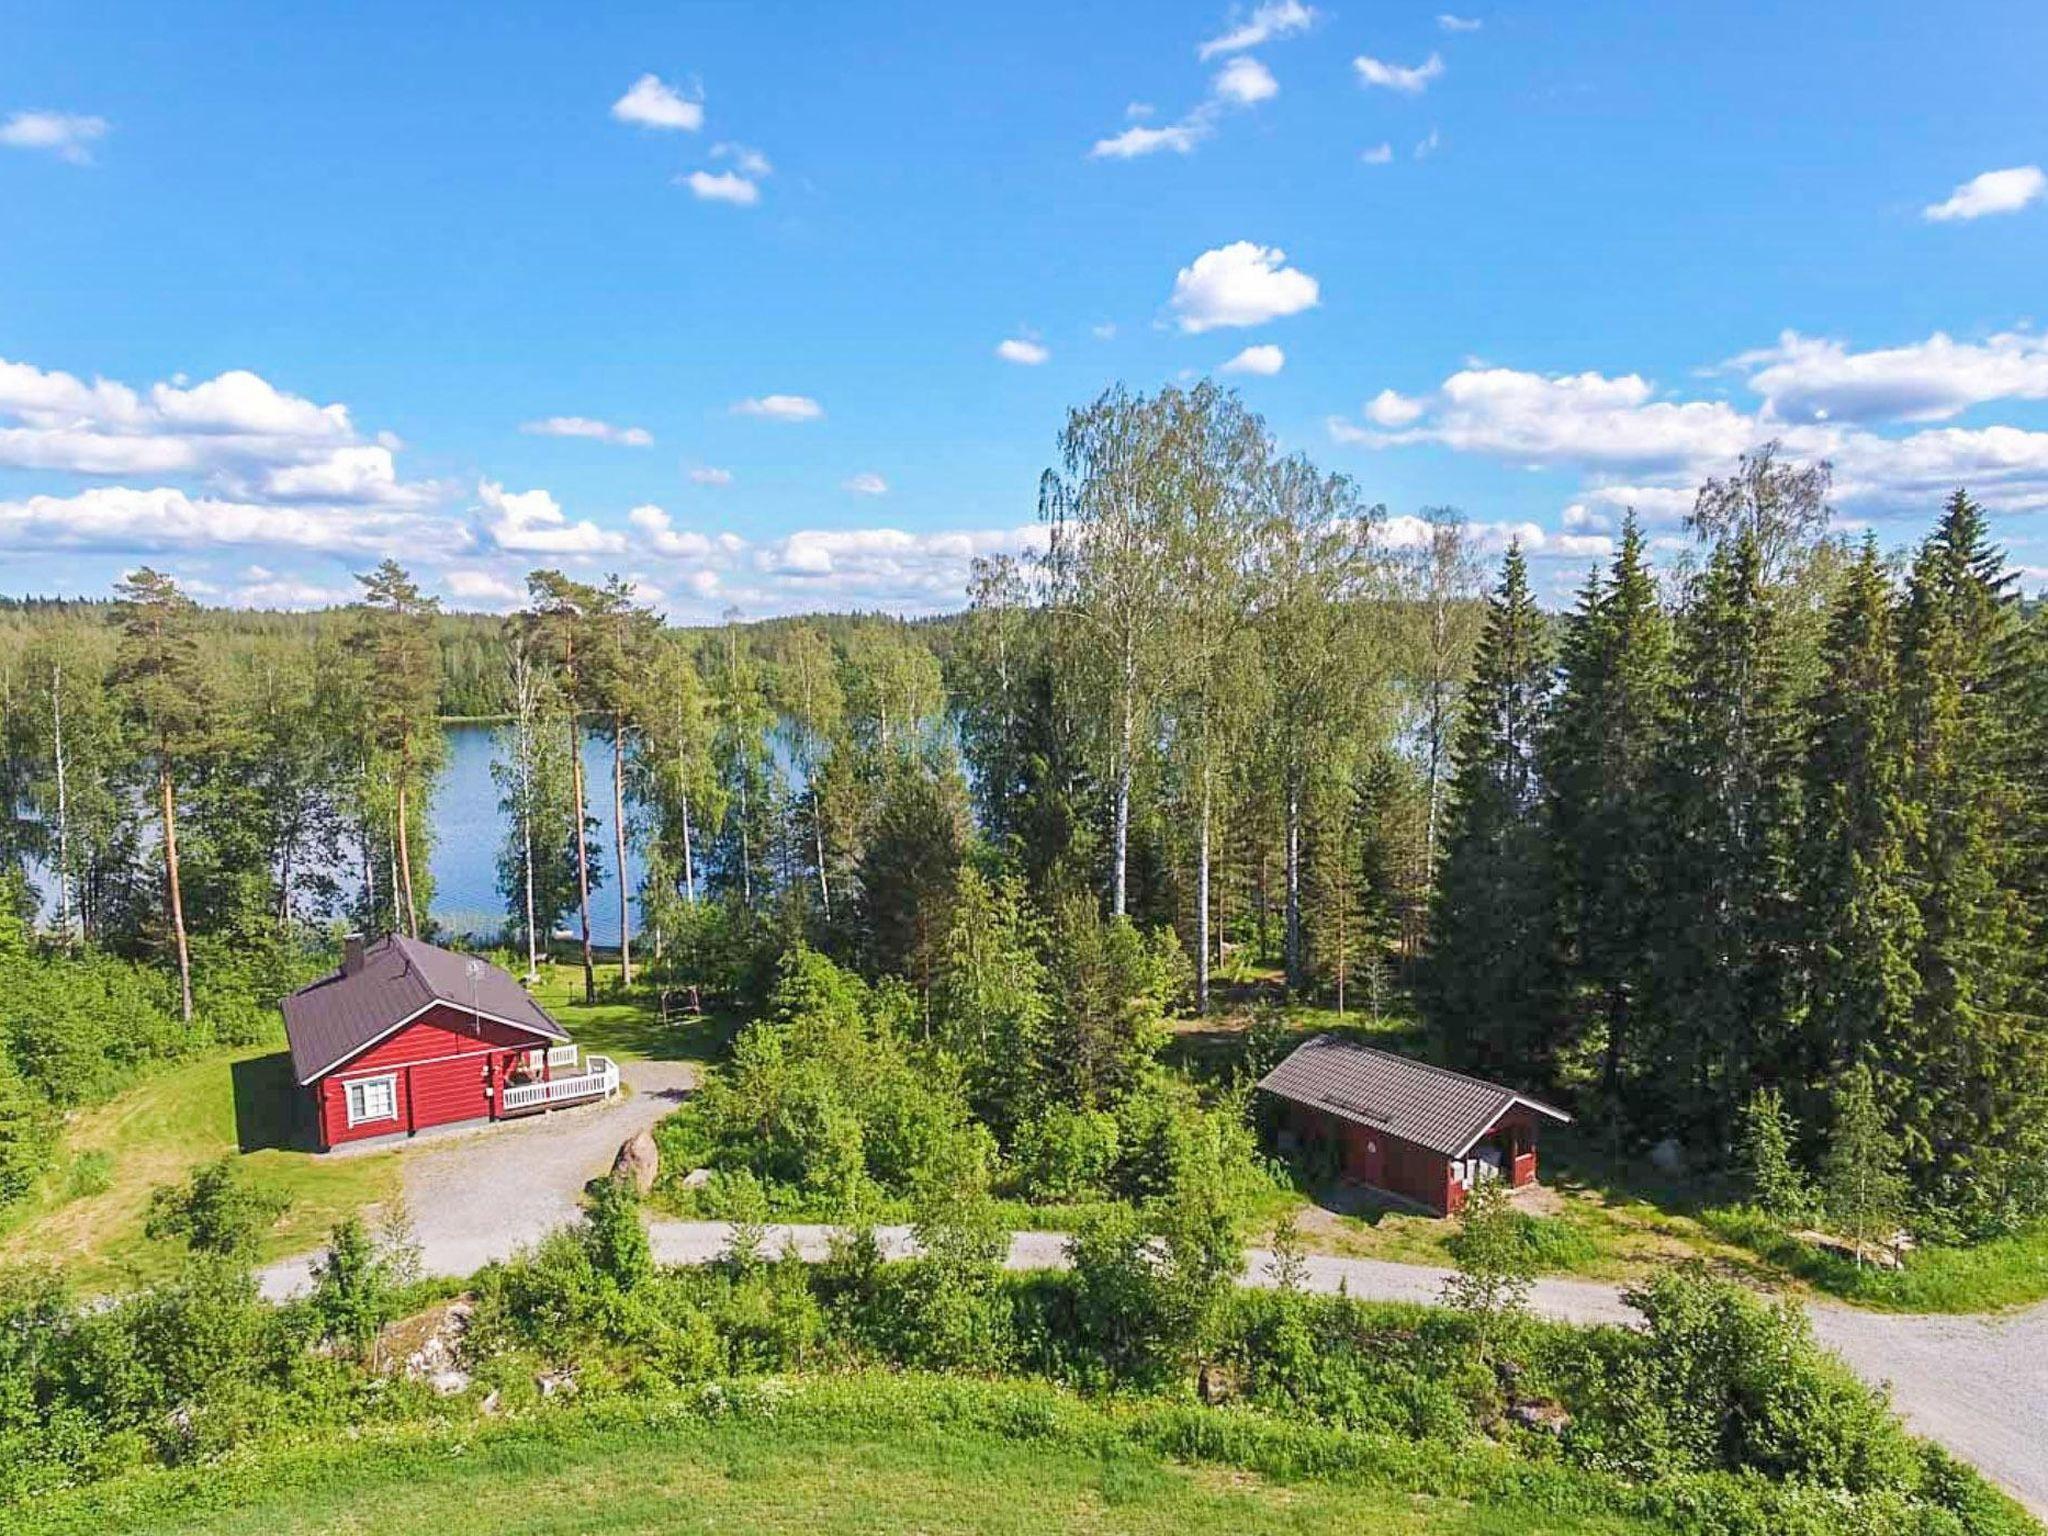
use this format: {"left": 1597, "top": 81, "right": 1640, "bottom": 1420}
{"left": 1, "top": 1205, "right": 2028, "bottom": 1534}
{"left": 1433, "top": 470, "right": 2048, "bottom": 1239}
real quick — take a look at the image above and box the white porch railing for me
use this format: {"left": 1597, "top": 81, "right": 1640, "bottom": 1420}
{"left": 546, "top": 1043, "right": 580, "bottom": 1072}
{"left": 501, "top": 1054, "right": 619, "bottom": 1114}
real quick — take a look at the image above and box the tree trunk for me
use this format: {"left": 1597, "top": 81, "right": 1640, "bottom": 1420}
{"left": 1195, "top": 775, "right": 1211, "bottom": 1014}
{"left": 1112, "top": 687, "right": 1133, "bottom": 918}
{"left": 812, "top": 785, "right": 831, "bottom": 919}
{"left": 570, "top": 717, "right": 595, "bottom": 1003}
{"left": 1284, "top": 770, "right": 1303, "bottom": 995}
{"left": 738, "top": 766, "right": 753, "bottom": 907}
{"left": 613, "top": 714, "right": 632, "bottom": 987}
{"left": 160, "top": 766, "right": 193, "bottom": 1024}
{"left": 395, "top": 764, "right": 419, "bottom": 938}
{"left": 681, "top": 789, "right": 697, "bottom": 903}
{"left": 51, "top": 663, "right": 72, "bottom": 948}
{"left": 519, "top": 729, "right": 539, "bottom": 981}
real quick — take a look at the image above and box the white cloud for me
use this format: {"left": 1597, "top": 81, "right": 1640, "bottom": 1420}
{"left": 1365, "top": 388, "right": 1425, "bottom": 426}
{"left": 0, "top": 485, "right": 451, "bottom": 556}
{"left": 1438, "top": 13, "right": 1482, "bottom": 31}
{"left": 1092, "top": 118, "right": 1210, "bottom": 159}
{"left": 520, "top": 415, "right": 653, "bottom": 446}
{"left": 0, "top": 356, "right": 448, "bottom": 508}
{"left": 628, "top": 502, "right": 719, "bottom": 559}
{"left": 1168, "top": 241, "right": 1320, "bottom": 332}
{"left": 1354, "top": 52, "right": 1445, "bottom": 93}
{"left": 688, "top": 465, "right": 734, "bottom": 485}
{"left": 681, "top": 169, "right": 760, "bottom": 205}
{"left": 476, "top": 479, "right": 623, "bottom": 555}
{"left": 1198, "top": 0, "right": 1316, "bottom": 59}
{"left": 1336, "top": 341, "right": 2048, "bottom": 531}
{"left": 1092, "top": 322, "right": 1119, "bottom": 341}
{"left": 611, "top": 74, "right": 703, "bottom": 132}
{"left": 1212, "top": 55, "right": 1278, "bottom": 106}
{"left": 1414, "top": 127, "right": 1442, "bottom": 159}
{"left": 1922, "top": 165, "right": 2044, "bottom": 222}
{"left": 732, "top": 394, "right": 824, "bottom": 421}
{"left": 996, "top": 337, "right": 1050, "bottom": 366}
{"left": 1221, "top": 343, "right": 1285, "bottom": 376}
{"left": 842, "top": 471, "right": 889, "bottom": 496}
{"left": 712, "top": 141, "right": 772, "bottom": 178}
{"left": 1337, "top": 366, "right": 1753, "bottom": 472}
{"left": 1360, "top": 142, "right": 1393, "bottom": 165}
{"left": 1734, "top": 328, "right": 2048, "bottom": 423}
{"left": 235, "top": 575, "right": 359, "bottom": 609}
{"left": 0, "top": 110, "right": 109, "bottom": 164}
{"left": 444, "top": 569, "right": 526, "bottom": 607}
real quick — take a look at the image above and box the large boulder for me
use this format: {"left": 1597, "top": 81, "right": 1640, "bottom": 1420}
{"left": 613, "top": 1129, "right": 660, "bottom": 1195}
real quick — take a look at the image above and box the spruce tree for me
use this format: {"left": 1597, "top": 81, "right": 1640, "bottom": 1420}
{"left": 1894, "top": 491, "right": 2048, "bottom": 1224}
{"left": 1543, "top": 516, "right": 1675, "bottom": 1107}
{"left": 1798, "top": 538, "right": 1919, "bottom": 1101}
{"left": 1650, "top": 531, "right": 1803, "bottom": 1134}
{"left": 1427, "top": 543, "right": 1557, "bottom": 1076}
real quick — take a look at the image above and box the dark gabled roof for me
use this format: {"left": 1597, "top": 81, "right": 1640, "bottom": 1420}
{"left": 282, "top": 933, "right": 567, "bottom": 1084}
{"left": 1258, "top": 1034, "right": 1570, "bottom": 1158}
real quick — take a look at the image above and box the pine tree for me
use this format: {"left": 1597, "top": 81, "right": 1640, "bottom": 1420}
{"left": 1894, "top": 491, "right": 2047, "bottom": 1223}
{"left": 1798, "top": 538, "right": 1919, "bottom": 1100}
{"left": 1544, "top": 516, "right": 1675, "bottom": 1108}
{"left": 349, "top": 561, "right": 443, "bottom": 939}
{"left": 110, "top": 569, "right": 208, "bottom": 1022}
{"left": 1427, "top": 544, "right": 1557, "bottom": 1076}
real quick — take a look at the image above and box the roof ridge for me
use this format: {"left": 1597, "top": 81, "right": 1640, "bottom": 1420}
{"left": 1307, "top": 1033, "right": 1521, "bottom": 1099}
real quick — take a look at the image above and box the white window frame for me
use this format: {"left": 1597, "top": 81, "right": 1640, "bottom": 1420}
{"left": 344, "top": 1073, "right": 399, "bottom": 1127}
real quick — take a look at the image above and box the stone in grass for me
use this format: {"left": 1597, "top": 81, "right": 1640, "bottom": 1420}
{"left": 613, "top": 1129, "right": 660, "bottom": 1195}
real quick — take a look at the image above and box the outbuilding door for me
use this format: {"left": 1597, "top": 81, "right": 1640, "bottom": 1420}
{"left": 1342, "top": 1120, "right": 1385, "bottom": 1187}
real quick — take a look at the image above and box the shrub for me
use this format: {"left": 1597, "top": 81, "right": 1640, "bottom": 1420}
{"left": 143, "top": 1156, "right": 288, "bottom": 1260}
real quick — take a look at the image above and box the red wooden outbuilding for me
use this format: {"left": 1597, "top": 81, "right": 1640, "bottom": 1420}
{"left": 283, "top": 934, "right": 612, "bottom": 1151}
{"left": 1258, "top": 1035, "right": 1570, "bottom": 1216}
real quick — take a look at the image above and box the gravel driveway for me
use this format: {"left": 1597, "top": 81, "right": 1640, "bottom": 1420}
{"left": 257, "top": 1058, "right": 695, "bottom": 1301}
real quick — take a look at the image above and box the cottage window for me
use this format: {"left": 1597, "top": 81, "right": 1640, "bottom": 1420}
{"left": 345, "top": 1074, "right": 398, "bottom": 1126}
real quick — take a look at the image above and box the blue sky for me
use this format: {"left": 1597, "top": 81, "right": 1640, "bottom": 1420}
{"left": 3, "top": 0, "right": 2046, "bottom": 616}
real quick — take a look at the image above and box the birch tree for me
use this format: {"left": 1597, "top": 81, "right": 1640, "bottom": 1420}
{"left": 1040, "top": 386, "right": 1183, "bottom": 917}
{"left": 1252, "top": 454, "right": 1384, "bottom": 994}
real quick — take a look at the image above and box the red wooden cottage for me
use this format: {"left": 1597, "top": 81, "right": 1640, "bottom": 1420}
{"left": 283, "top": 933, "right": 617, "bottom": 1151}
{"left": 1258, "top": 1035, "right": 1570, "bottom": 1216}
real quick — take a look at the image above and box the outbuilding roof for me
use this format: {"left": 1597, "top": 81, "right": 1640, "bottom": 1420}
{"left": 1258, "top": 1034, "right": 1570, "bottom": 1159}
{"left": 281, "top": 933, "right": 567, "bottom": 1084}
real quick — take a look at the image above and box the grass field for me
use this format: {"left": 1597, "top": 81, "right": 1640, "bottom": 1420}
{"left": 0, "top": 1044, "right": 401, "bottom": 1290}
{"left": 10, "top": 1377, "right": 1685, "bottom": 1536}
{"left": 0, "top": 961, "right": 727, "bottom": 1292}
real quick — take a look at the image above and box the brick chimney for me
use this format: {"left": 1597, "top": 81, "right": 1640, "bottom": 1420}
{"left": 342, "top": 933, "right": 367, "bottom": 976}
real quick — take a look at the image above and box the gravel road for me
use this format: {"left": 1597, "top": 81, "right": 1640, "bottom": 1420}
{"left": 258, "top": 1118, "right": 2045, "bottom": 1520}
{"left": 643, "top": 1221, "right": 2042, "bottom": 1517}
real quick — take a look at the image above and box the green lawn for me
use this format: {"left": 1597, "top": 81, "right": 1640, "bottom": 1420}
{"left": 11, "top": 1378, "right": 1682, "bottom": 1536}
{"left": 0, "top": 1045, "right": 400, "bottom": 1290}
{"left": 525, "top": 961, "right": 740, "bottom": 1064}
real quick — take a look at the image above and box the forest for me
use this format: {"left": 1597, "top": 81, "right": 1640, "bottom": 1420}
{"left": 2, "top": 382, "right": 2046, "bottom": 1530}
{"left": 2, "top": 381, "right": 2046, "bottom": 1249}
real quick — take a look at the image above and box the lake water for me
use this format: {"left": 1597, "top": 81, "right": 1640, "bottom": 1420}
{"left": 428, "top": 723, "right": 640, "bottom": 946}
